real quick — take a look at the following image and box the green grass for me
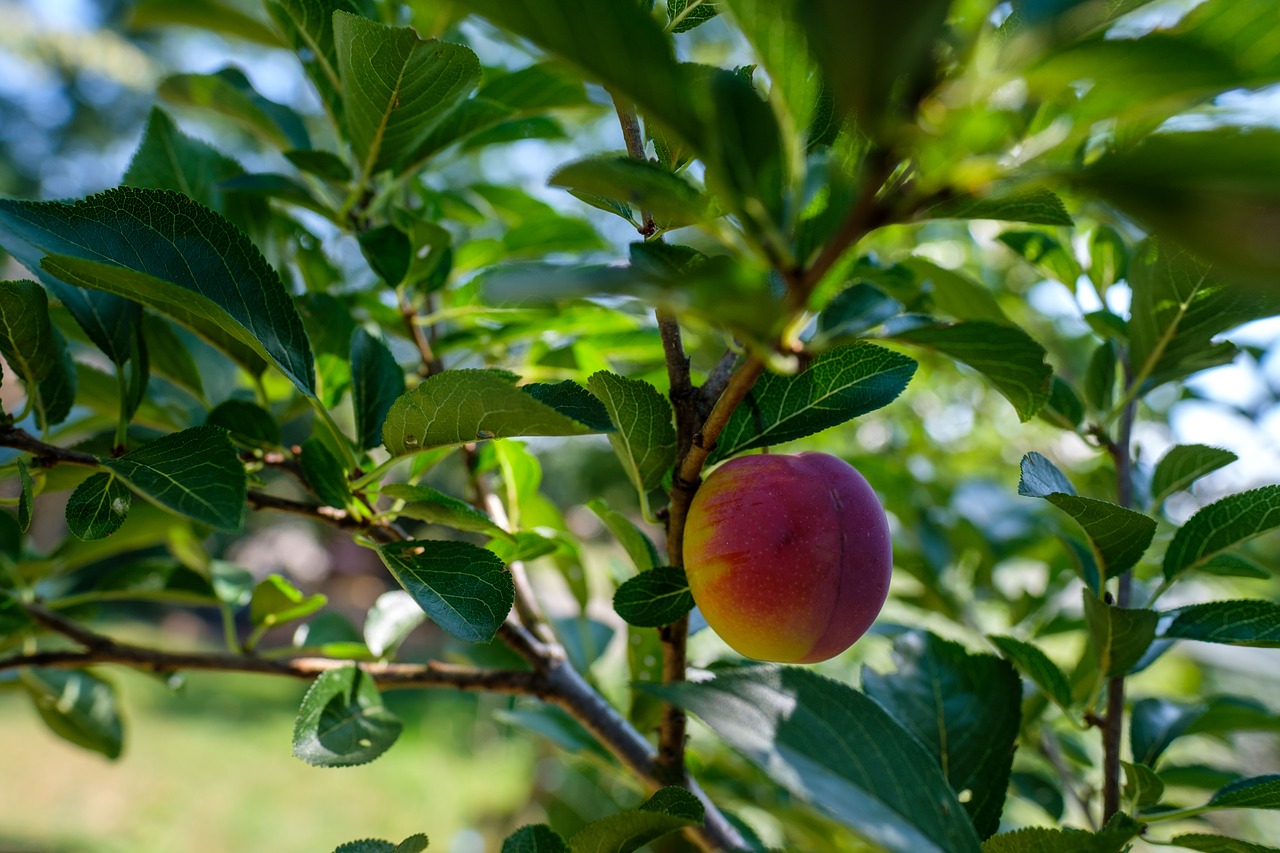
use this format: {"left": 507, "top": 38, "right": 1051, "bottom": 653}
{"left": 0, "top": 667, "right": 537, "bottom": 852}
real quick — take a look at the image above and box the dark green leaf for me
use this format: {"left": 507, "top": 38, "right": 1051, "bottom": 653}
{"left": 904, "top": 258, "right": 1010, "bottom": 325}
{"left": 1199, "top": 553, "right": 1270, "bottom": 580}
{"left": 1009, "top": 771, "right": 1064, "bottom": 822}
{"left": 363, "top": 590, "right": 427, "bottom": 658}
{"left": 1083, "top": 592, "right": 1158, "bottom": 677}
{"left": 1128, "top": 240, "right": 1280, "bottom": 391}
{"left": 333, "top": 841, "right": 394, "bottom": 853}
{"left": 1083, "top": 132, "right": 1280, "bottom": 282}
{"left": 719, "top": 0, "right": 819, "bottom": 138}
{"left": 206, "top": 400, "right": 281, "bottom": 448}
{"left": 22, "top": 669, "right": 123, "bottom": 759}
{"left": 478, "top": 62, "right": 590, "bottom": 111}
{"left": 377, "top": 540, "right": 513, "bottom": 643}
{"left": 1151, "top": 444, "right": 1238, "bottom": 506}
{"left": 701, "top": 68, "right": 786, "bottom": 234}
{"left": 894, "top": 321, "right": 1052, "bottom": 421}
{"left": 130, "top": 0, "right": 282, "bottom": 46}
{"left": 382, "top": 371, "right": 609, "bottom": 455}
{"left": 1187, "top": 696, "right": 1280, "bottom": 739}
{"left": 815, "top": 283, "right": 902, "bottom": 340}
{"left": 1090, "top": 227, "right": 1127, "bottom": 292}
{"left": 351, "top": 329, "right": 403, "bottom": 449}
{"left": 1131, "top": 697, "right": 1203, "bottom": 767}
{"left": 613, "top": 567, "right": 693, "bottom": 628}
{"left": 335, "top": 12, "right": 480, "bottom": 176}
{"left": 158, "top": 68, "right": 310, "bottom": 150}
{"left": 487, "top": 531, "right": 559, "bottom": 564}
{"left": 795, "top": 0, "right": 950, "bottom": 131}
{"left": 1161, "top": 600, "right": 1280, "bottom": 649}
{"left": 998, "top": 231, "right": 1083, "bottom": 290}
{"left": 250, "top": 573, "right": 327, "bottom": 629}
{"left": 980, "top": 818, "right": 1141, "bottom": 853}
{"left": 642, "top": 666, "right": 982, "bottom": 853}
{"left": 990, "top": 634, "right": 1074, "bottom": 713}
{"left": 102, "top": 425, "right": 247, "bottom": 532}
{"left": 1163, "top": 485, "right": 1280, "bottom": 582}
{"left": 1209, "top": 775, "right": 1280, "bottom": 810}
{"left": 286, "top": 150, "right": 352, "bottom": 182}
{"left": 1172, "top": 833, "right": 1280, "bottom": 853}
{"left": 65, "top": 473, "right": 132, "bottom": 541}
{"left": 381, "top": 483, "right": 508, "bottom": 539}
{"left": 863, "top": 631, "right": 1021, "bottom": 839}
{"left": 1019, "top": 453, "right": 1156, "bottom": 579}
{"left": 929, "top": 189, "right": 1073, "bottom": 226}
{"left": 502, "top": 825, "right": 567, "bottom": 853}
{"left": 293, "top": 665, "right": 402, "bottom": 767}
{"left": 143, "top": 315, "right": 204, "bottom": 401}
{"left": 0, "top": 280, "right": 56, "bottom": 391}
{"left": 586, "top": 372, "right": 675, "bottom": 518}
{"left": 394, "top": 834, "right": 429, "bottom": 853}
{"left": 34, "top": 323, "right": 76, "bottom": 429}
{"left": 266, "top": 0, "right": 365, "bottom": 123}
{"left": 550, "top": 156, "right": 711, "bottom": 228}
{"left": 1084, "top": 340, "right": 1117, "bottom": 412}
{"left": 464, "top": 0, "right": 705, "bottom": 155}
{"left": 300, "top": 437, "right": 351, "bottom": 510}
{"left": 667, "top": 0, "right": 721, "bottom": 33}
{"left": 521, "top": 381, "right": 614, "bottom": 433}
{"left": 1122, "top": 761, "right": 1164, "bottom": 809}
{"left": 567, "top": 787, "right": 703, "bottom": 853}
{"left": 1042, "top": 377, "right": 1084, "bottom": 430}
{"left": 496, "top": 705, "right": 610, "bottom": 760}
{"left": 712, "top": 342, "right": 916, "bottom": 462}
{"left": 586, "top": 498, "right": 661, "bottom": 573}
{"left": 358, "top": 225, "right": 412, "bottom": 287}
{"left": 1, "top": 187, "right": 314, "bottom": 393}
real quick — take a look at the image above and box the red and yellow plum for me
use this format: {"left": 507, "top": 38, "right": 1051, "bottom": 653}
{"left": 682, "top": 452, "right": 892, "bottom": 663}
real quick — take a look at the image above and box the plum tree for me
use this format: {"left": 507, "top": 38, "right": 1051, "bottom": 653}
{"left": 683, "top": 453, "right": 892, "bottom": 663}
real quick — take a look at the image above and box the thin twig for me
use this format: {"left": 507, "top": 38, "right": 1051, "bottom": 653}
{"left": 401, "top": 293, "right": 441, "bottom": 376}
{"left": 0, "top": 426, "right": 99, "bottom": 468}
{"left": 1040, "top": 731, "right": 1098, "bottom": 830}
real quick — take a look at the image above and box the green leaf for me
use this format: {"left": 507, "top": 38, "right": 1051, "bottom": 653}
{"left": 293, "top": 665, "right": 402, "bottom": 768}
{"left": 815, "top": 283, "right": 902, "bottom": 341}
{"left": 667, "top": 0, "right": 721, "bottom": 33}
{"left": 377, "top": 540, "right": 513, "bottom": 643}
{"left": 1161, "top": 600, "right": 1280, "bottom": 649}
{"left": 102, "top": 425, "right": 247, "bottom": 532}
{"left": 1128, "top": 240, "right": 1280, "bottom": 391}
{"left": 904, "top": 258, "right": 1010, "bottom": 325}
{"left": 521, "top": 381, "right": 614, "bottom": 433}
{"left": 381, "top": 483, "right": 509, "bottom": 539}
{"left": 300, "top": 437, "right": 351, "bottom": 510}
{"left": 1019, "top": 453, "right": 1157, "bottom": 579}
{"left": 1042, "top": 377, "right": 1084, "bottom": 430}
{"left": 503, "top": 825, "right": 567, "bottom": 853}
{"left": 980, "top": 819, "right": 1141, "bottom": 853}
{"left": 701, "top": 68, "right": 787, "bottom": 234}
{"left": 567, "top": 787, "right": 704, "bottom": 853}
{"left": 586, "top": 498, "right": 661, "bottom": 573}
{"left": 928, "top": 189, "right": 1073, "bottom": 227}
{"left": 795, "top": 0, "right": 950, "bottom": 132}
{"left": 1199, "top": 553, "right": 1271, "bottom": 580}
{"left": 158, "top": 68, "right": 310, "bottom": 150}
{"left": 642, "top": 665, "right": 982, "bottom": 853}
{"left": 1151, "top": 444, "right": 1238, "bottom": 507}
{"left": 711, "top": 342, "right": 916, "bottom": 462}
{"left": 382, "top": 371, "right": 610, "bottom": 456}
{"left": 997, "top": 231, "right": 1083, "bottom": 290}
{"left": 1083, "top": 131, "right": 1280, "bottom": 282}
{"left": 0, "top": 280, "right": 56, "bottom": 391}
{"left": 613, "top": 566, "right": 693, "bottom": 628}
{"left": 1162, "top": 485, "right": 1280, "bottom": 582}
{"left": 1208, "top": 775, "right": 1280, "bottom": 810}
{"left": 464, "top": 0, "right": 705, "bottom": 156}
{"left": 65, "top": 473, "right": 132, "bottom": 541}
{"left": 22, "top": 669, "right": 123, "bottom": 759}
{"left": 720, "top": 0, "right": 820, "bottom": 140}
{"left": 335, "top": 12, "right": 480, "bottom": 176}
{"left": 350, "top": 329, "right": 403, "bottom": 450}
{"left": 1090, "top": 226, "right": 1128, "bottom": 293}
{"left": 1130, "top": 697, "right": 1204, "bottom": 767}
{"left": 862, "top": 631, "right": 1021, "bottom": 840}
{"left": 333, "top": 841, "right": 394, "bottom": 853}
{"left": 894, "top": 321, "right": 1052, "bottom": 421}
{"left": 206, "top": 400, "right": 281, "bottom": 448}
{"left": 286, "top": 150, "right": 352, "bottom": 182}
{"left": 1083, "top": 592, "right": 1158, "bottom": 678}
{"left": 250, "top": 574, "right": 327, "bottom": 629}
{"left": 0, "top": 187, "right": 315, "bottom": 394}
{"left": 1172, "top": 833, "right": 1280, "bottom": 853}
{"left": 129, "top": 0, "right": 282, "bottom": 47}
{"left": 1084, "top": 340, "right": 1117, "bottom": 412}
{"left": 990, "top": 635, "right": 1074, "bottom": 714}
{"left": 358, "top": 225, "right": 411, "bottom": 287}
{"left": 550, "top": 156, "right": 711, "bottom": 229}
{"left": 1122, "top": 761, "right": 1164, "bottom": 809}
{"left": 266, "top": 0, "right": 365, "bottom": 123}
{"left": 363, "top": 590, "right": 427, "bottom": 658}
{"left": 143, "top": 315, "right": 205, "bottom": 401}
{"left": 586, "top": 372, "right": 675, "bottom": 518}
{"left": 394, "top": 834, "right": 429, "bottom": 853}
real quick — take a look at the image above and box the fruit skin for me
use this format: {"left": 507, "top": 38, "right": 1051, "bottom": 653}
{"left": 682, "top": 452, "right": 892, "bottom": 663}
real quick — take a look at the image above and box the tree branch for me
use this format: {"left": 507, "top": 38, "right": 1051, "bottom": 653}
{"left": 0, "top": 425, "right": 99, "bottom": 468}
{"left": 800, "top": 149, "right": 895, "bottom": 295}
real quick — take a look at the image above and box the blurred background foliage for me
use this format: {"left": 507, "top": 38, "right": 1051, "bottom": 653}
{"left": 1, "top": 0, "right": 1279, "bottom": 851}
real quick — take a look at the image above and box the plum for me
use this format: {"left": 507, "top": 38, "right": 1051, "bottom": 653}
{"left": 682, "top": 452, "right": 892, "bottom": 663}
